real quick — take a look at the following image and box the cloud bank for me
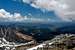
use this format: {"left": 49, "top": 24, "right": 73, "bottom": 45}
{"left": 0, "top": 9, "right": 24, "bottom": 22}
{"left": 0, "top": 9, "right": 51, "bottom": 22}
{"left": 22, "top": 0, "right": 75, "bottom": 22}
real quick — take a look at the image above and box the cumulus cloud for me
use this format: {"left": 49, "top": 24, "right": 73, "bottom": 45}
{"left": 55, "top": 0, "right": 75, "bottom": 22}
{"left": 0, "top": 9, "right": 24, "bottom": 21}
{"left": 0, "top": 9, "right": 51, "bottom": 22}
{"left": 22, "top": 0, "right": 75, "bottom": 22}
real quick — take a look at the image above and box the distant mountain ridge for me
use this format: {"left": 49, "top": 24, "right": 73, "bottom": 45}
{"left": 0, "top": 21, "right": 75, "bottom": 43}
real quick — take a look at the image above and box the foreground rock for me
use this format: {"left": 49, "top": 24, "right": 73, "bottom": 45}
{"left": 27, "top": 34, "right": 75, "bottom": 50}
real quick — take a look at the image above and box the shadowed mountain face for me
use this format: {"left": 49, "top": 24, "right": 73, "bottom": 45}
{"left": 0, "top": 22, "right": 75, "bottom": 43}
{"left": 0, "top": 24, "right": 53, "bottom": 43}
{"left": 56, "top": 22, "right": 75, "bottom": 33}
{"left": 0, "top": 25, "right": 34, "bottom": 43}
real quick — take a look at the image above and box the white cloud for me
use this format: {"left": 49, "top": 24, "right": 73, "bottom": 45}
{"left": 23, "top": 0, "right": 59, "bottom": 11}
{"left": 0, "top": 9, "right": 13, "bottom": 18}
{"left": 0, "top": 9, "right": 51, "bottom": 22}
{"left": 55, "top": 0, "right": 75, "bottom": 22}
{"left": 0, "top": 9, "right": 24, "bottom": 21}
{"left": 22, "top": 0, "right": 32, "bottom": 4}
{"left": 22, "top": 0, "right": 75, "bottom": 22}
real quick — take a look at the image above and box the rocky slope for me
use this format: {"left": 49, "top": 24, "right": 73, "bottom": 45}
{"left": 0, "top": 26, "right": 35, "bottom": 43}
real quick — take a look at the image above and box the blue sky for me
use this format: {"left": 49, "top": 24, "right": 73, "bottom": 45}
{"left": 0, "top": 0, "right": 74, "bottom": 22}
{"left": 0, "top": 0, "right": 58, "bottom": 19}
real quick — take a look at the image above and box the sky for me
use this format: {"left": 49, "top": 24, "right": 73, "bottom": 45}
{"left": 0, "top": 0, "right": 75, "bottom": 22}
